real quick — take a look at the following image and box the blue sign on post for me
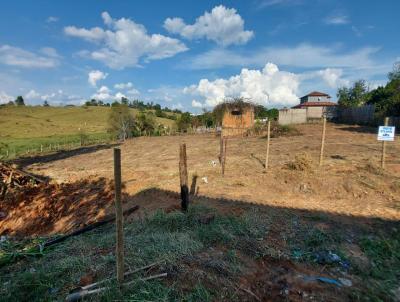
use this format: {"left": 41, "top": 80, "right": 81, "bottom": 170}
{"left": 378, "top": 126, "right": 395, "bottom": 141}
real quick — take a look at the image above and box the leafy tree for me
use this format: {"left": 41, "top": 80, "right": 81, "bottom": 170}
{"left": 121, "top": 97, "right": 129, "bottom": 105}
{"left": 15, "top": 96, "right": 25, "bottom": 106}
{"left": 107, "top": 104, "right": 135, "bottom": 141}
{"left": 337, "top": 80, "right": 369, "bottom": 107}
{"left": 135, "top": 112, "right": 156, "bottom": 135}
{"left": 366, "top": 62, "right": 400, "bottom": 116}
{"left": 43, "top": 100, "right": 50, "bottom": 107}
{"left": 254, "top": 105, "right": 269, "bottom": 119}
{"left": 85, "top": 99, "right": 98, "bottom": 106}
{"left": 176, "top": 112, "right": 192, "bottom": 132}
{"left": 155, "top": 108, "right": 166, "bottom": 118}
{"left": 388, "top": 61, "right": 400, "bottom": 82}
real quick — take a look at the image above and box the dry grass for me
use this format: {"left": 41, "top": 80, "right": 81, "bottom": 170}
{"left": 286, "top": 152, "right": 313, "bottom": 171}
{"left": 23, "top": 123, "right": 400, "bottom": 221}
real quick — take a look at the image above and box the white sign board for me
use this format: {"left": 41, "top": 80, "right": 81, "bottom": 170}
{"left": 378, "top": 126, "right": 395, "bottom": 141}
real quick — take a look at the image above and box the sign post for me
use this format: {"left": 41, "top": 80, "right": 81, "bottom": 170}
{"left": 378, "top": 117, "right": 395, "bottom": 169}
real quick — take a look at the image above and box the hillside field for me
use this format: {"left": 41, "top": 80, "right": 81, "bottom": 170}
{"left": 0, "top": 106, "right": 176, "bottom": 158}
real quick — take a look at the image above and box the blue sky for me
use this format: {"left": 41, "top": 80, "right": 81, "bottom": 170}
{"left": 0, "top": 0, "right": 399, "bottom": 111}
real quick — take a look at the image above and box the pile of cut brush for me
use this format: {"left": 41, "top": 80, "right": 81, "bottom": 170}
{"left": 0, "top": 162, "right": 44, "bottom": 200}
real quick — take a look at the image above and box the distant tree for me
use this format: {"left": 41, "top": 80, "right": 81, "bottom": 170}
{"left": 155, "top": 108, "right": 166, "bottom": 118}
{"left": 7, "top": 101, "right": 15, "bottom": 106}
{"left": 121, "top": 97, "right": 129, "bottom": 105}
{"left": 388, "top": 61, "right": 400, "bottom": 82}
{"left": 176, "top": 112, "right": 192, "bottom": 132}
{"left": 15, "top": 96, "right": 25, "bottom": 106}
{"left": 108, "top": 104, "right": 135, "bottom": 141}
{"left": 135, "top": 112, "right": 156, "bottom": 135}
{"left": 337, "top": 80, "right": 369, "bottom": 108}
{"left": 254, "top": 105, "right": 269, "bottom": 119}
{"left": 266, "top": 108, "right": 279, "bottom": 120}
{"left": 43, "top": 100, "right": 50, "bottom": 107}
{"left": 85, "top": 99, "right": 98, "bottom": 106}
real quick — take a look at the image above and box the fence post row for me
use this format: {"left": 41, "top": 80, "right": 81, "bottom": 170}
{"left": 179, "top": 143, "right": 189, "bottom": 211}
{"left": 381, "top": 117, "right": 389, "bottom": 169}
{"left": 113, "top": 148, "right": 124, "bottom": 283}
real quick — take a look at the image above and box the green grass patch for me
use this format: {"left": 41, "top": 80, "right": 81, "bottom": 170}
{"left": 0, "top": 205, "right": 269, "bottom": 301}
{"left": 354, "top": 230, "right": 400, "bottom": 300}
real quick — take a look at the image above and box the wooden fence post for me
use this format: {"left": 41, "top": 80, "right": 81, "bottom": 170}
{"left": 179, "top": 143, "right": 189, "bottom": 211}
{"left": 265, "top": 121, "right": 271, "bottom": 171}
{"left": 319, "top": 117, "right": 327, "bottom": 166}
{"left": 381, "top": 117, "right": 389, "bottom": 169}
{"left": 113, "top": 148, "right": 124, "bottom": 283}
{"left": 221, "top": 138, "right": 227, "bottom": 176}
{"left": 219, "top": 135, "right": 223, "bottom": 164}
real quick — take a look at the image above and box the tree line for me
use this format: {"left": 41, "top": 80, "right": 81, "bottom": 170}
{"left": 337, "top": 62, "right": 400, "bottom": 118}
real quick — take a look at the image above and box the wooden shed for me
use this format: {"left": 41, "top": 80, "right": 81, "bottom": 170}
{"left": 215, "top": 100, "right": 255, "bottom": 137}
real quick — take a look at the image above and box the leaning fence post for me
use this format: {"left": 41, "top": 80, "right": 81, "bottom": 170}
{"left": 179, "top": 143, "right": 189, "bottom": 211}
{"left": 319, "top": 117, "right": 326, "bottom": 166}
{"left": 265, "top": 121, "right": 271, "bottom": 170}
{"left": 113, "top": 148, "right": 124, "bottom": 283}
{"left": 381, "top": 117, "right": 389, "bottom": 169}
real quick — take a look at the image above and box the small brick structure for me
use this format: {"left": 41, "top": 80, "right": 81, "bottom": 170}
{"left": 221, "top": 104, "right": 255, "bottom": 137}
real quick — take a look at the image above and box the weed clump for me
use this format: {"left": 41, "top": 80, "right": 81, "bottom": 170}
{"left": 286, "top": 153, "right": 313, "bottom": 171}
{"left": 270, "top": 124, "right": 301, "bottom": 138}
{"left": 363, "top": 163, "right": 384, "bottom": 176}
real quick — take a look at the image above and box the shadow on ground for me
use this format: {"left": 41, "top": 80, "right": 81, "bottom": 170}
{"left": 10, "top": 143, "right": 119, "bottom": 169}
{"left": 1, "top": 178, "right": 399, "bottom": 301}
{"left": 335, "top": 124, "right": 378, "bottom": 134}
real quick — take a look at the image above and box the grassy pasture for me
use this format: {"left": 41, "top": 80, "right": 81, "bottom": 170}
{"left": 0, "top": 106, "right": 176, "bottom": 158}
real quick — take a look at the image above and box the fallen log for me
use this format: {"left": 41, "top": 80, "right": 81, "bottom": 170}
{"left": 43, "top": 205, "right": 139, "bottom": 249}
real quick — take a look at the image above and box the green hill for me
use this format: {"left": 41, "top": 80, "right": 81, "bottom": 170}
{"left": 0, "top": 106, "right": 177, "bottom": 158}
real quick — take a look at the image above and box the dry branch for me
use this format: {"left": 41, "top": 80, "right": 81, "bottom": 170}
{"left": 42, "top": 205, "right": 139, "bottom": 249}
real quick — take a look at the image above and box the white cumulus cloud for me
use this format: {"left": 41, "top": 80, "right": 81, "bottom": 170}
{"left": 25, "top": 89, "right": 41, "bottom": 100}
{"left": 191, "top": 99, "right": 203, "bottom": 108}
{"left": 184, "top": 63, "right": 300, "bottom": 107}
{"left": 317, "top": 68, "right": 350, "bottom": 88}
{"left": 164, "top": 5, "right": 254, "bottom": 46}
{"left": 88, "top": 70, "right": 108, "bottom": 87}
{"left": 0, "top": 91, "right": 14, "bottom": 104}
{"left": 91, "top": 85, "right": 127, "bottom": 102}
{"left": 0, "top": 45, "right": 59, "bottom": 68}
{"left": 65, "top": 12, "right": 188, "bottom": 69}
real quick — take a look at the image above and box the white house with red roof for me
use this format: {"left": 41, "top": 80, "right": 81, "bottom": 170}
{"left": 292, "top": 91, "right": 337, "bottom": 110}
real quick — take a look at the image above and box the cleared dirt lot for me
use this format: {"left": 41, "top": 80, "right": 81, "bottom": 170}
{"left": 2, "top": 123, "right": 400, "bottom": 301}
{"left": 25, "top": 123, "right": 400, "bottom": 221}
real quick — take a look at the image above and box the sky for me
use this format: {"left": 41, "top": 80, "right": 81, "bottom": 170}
{"left": 0, "top": 0, "right": 399, "bottom": 112}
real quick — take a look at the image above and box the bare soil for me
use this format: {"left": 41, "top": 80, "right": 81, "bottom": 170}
{"left": 1, "top": 123, "right": 400, "bottom": 301}
{"left": 18, "top": 123, "right": 400, "bottom": 226}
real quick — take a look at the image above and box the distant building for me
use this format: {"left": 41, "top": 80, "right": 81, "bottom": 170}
{"left": 218, "top": 101, "right": 254, "bottom": 137}
{"left": 299, "top": 91, "right": 332, "bottom": 104}
{"left": 293, "top": 91, "right": 338, "bottom": 119}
